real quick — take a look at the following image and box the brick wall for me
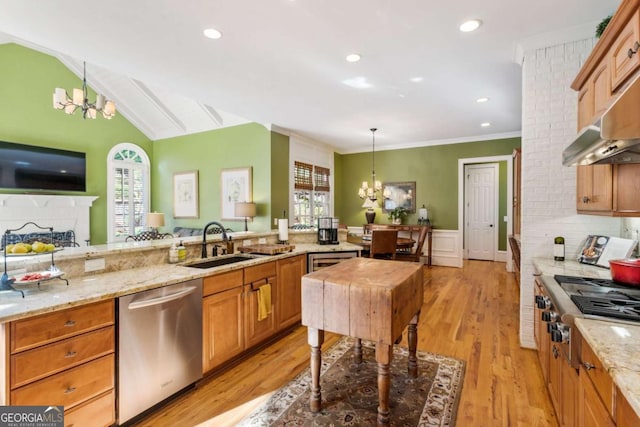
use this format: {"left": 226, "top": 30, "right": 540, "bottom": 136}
{"left": 520, "top": 40, "right": 621, "bottom": 348}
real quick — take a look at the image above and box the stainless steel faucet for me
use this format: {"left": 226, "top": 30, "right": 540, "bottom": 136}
{"left": 201, "top": 221, "right": 228, "bottom": 258}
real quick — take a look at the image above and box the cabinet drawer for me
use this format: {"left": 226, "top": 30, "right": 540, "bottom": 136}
{"left": 581, "top": 339, "right": 614, "bottom": 417}
{"left": 64, "top": 390, "right": 114, "bottom": 427}
{"left": 203, "top": 269, "right": 243, "bottom": 297}
{"left": 11, "top": 327, "right": 115, "bottom": 388}
{"left": 244, "top": 262, "right": 276, "bottom": 284}
{"left": 11, "top": 354, "right": 114, "bottom": 409}
{"left": 11, "top": 300, "right": 114, "bottom": 353}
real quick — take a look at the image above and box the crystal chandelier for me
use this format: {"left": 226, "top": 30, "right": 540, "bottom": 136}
{"left": 52, "top": 61, "right": 116, "bottom": 120}
{"left": 358, "top": 128, "right": 385, "bottom": 201}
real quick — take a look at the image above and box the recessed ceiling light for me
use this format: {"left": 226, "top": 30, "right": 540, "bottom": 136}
{"left": 399, "top": 93, "right": 406, "bottom": 98}
{"left": 481, "top": 122, "right": 491, "bottom": 127}
{"left": 476, "top": 97, "right": 489, "bottom": 103}
{"left": 410, "top": 77, "right": 423, "bottom": 83}
{"left": 459, "top": 19, "right": 482, "bottom": 32}
{"left": 203, "top": 28, "right": 223, "bottom": 39}
{"left": 346, "top": 53, "right": 361, "bottom": 63}
{"left": 342, "top": 76, "right": 372, "bottom": 89}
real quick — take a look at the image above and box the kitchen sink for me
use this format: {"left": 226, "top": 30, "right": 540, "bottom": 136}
{"left": 183, "top": 255, "right": 256, "bottom": 269}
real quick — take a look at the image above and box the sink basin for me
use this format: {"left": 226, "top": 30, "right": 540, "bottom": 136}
{"left": 183, "top": 255, "right": 255, "bottom": 269}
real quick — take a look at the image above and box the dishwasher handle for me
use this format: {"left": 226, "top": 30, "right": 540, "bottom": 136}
{"left": 127, "top": 286, "right": 197, "bottom": 310}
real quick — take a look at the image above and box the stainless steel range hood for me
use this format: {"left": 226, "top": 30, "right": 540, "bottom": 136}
{"left": 563, "top": 73, "right": 640, "bottom": 166}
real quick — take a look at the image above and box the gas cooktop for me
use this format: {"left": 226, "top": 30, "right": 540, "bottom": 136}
{"left": 554, "top": 274, "right": 640, "bottom": 322}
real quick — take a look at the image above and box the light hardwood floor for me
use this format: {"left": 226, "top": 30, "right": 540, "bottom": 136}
{"left": 132, "top": 260, "right": 558, "bottom": 427}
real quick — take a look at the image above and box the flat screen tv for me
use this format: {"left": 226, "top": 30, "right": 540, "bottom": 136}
{"left": 0, "top": 141, "right": 86, "bottom": 192}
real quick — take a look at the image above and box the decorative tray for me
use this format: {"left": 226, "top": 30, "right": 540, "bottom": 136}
{"left": 1, "top": 248, "right": 63, "bottom": 257}
{"left": 13, "top": 271, "right": 64, "bottom": 284}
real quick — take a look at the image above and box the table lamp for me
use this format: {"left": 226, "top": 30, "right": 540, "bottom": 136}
{"left": 235, "top": 202, "right": 257, "bottom": 232}
{"left": 147, "top": 212, "right": 165, "bottom": 236}
{"left": 418, "top": 204, "right": 429, "bottom": 225}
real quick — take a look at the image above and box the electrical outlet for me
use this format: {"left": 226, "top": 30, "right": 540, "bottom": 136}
{"left": 85, "top": 258, "right": 105, "bottom": 272}
{"left": 258, "top": 238, "right": 267, "bottom": 244}
{"left": 503, "top": 216, "right": 508, "bottom": 222}
{"left": 273, "top": 218, "right": 278, "bottom": 226}
{"left": 244, "top": 239, "right": 253, "bottom": 246}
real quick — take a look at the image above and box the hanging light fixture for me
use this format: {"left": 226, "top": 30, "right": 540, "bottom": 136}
{"left": 52, "top": 61, "right": 116, "bottom": 120}
{"left": 358, "top": 128, "right": 386, "bottom": 201}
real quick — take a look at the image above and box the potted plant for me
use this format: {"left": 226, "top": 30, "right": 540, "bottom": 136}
{"left": 388, "top": 207, "right": 408, "bottom": 225}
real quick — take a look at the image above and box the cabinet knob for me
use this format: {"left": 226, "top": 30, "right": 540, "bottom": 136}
{"left": 582, "top": 362, "right": 595, "bottom": 371}
{"left": 64, "top": 320, "right": 76, "bottom": 327}
{"left": 627, "top": 41, "right": 640, "bottom": 59}
{"left": 582, "top": 196, "right": 590, "bottom": 203}
{"left": 64, "top": 386, "right": 77, "bottom": 394}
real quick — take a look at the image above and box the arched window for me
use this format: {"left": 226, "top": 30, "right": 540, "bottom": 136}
{"left": 107, "top": 143, "right": 150, "bottom": 242}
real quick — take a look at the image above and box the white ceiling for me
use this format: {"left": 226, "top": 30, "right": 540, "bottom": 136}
{"left": 0, "top": 0, "right": 621, "bottom": 153}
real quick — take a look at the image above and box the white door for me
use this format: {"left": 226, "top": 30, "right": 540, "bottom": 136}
{"left": 465, "top": 164, "right": 498, "bottom": 261}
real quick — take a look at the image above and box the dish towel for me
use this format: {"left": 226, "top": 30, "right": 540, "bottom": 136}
{"left": 257, "top": 283, "right": 272, "bottom": 321}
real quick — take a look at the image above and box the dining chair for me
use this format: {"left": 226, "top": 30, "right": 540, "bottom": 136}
{"left": 369, "top": 229, "right": 398, "bottom": 260}
{"left": 395, "top": 226, "right": 428, "bottom": 263}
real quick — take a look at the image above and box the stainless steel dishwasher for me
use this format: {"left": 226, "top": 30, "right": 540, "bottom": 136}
{"left": 118, "top": 278, "right": 203, "bottom": 424}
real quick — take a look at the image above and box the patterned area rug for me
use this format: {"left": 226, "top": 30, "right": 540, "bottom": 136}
{"left": 238, "top": 337, "right": 465, "bottom": 426}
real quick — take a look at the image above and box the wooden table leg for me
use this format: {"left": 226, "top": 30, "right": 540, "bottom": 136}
{"left": 354, "top": 338, "right": 362, "bottom": 363}
{"left": 375, "top": 343, "right": 393, "bottom": 426}
{"left": 308, "top": 327, "right": 324, "bottom": 413}
{"left": 407, "top": 311, "right": 420, "bottom": 378}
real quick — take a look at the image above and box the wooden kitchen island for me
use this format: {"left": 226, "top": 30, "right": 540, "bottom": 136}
{"left": 301, "top": 257, "right": 424, "bottom": 425}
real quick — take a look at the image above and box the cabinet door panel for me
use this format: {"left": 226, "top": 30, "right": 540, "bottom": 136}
{"left": 202, "top": 287, "right": 244, "bottom": 373}
{"left": 579, "top": 365, "right": 615, "bottom": 427}
{"left": 592, "top": 63, "right": 611, "bottom": 118}
{"left": 577, "top": 165, "right": 613, "bottom": 212}
{"left": 610, "top": 10, "right": 640, "bottom": 92}
{"left": 244, "top": 277, "right": 277, "bottom": 348}
{"left": 614, "top": 164, "right": 640, "bottom": 212}
{"left": 277, "top": 256, "right": 305, "bottom": 330}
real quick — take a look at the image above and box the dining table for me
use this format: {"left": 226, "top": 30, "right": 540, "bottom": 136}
{"left": 350, "top": 236, "right": 416, "bottom": 251}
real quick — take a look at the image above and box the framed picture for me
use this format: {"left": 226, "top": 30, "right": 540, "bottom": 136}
{"left": 221, "top": 167, "right": 252, "bottom": 220}
{"left": 382, "top": 181, "right": 416, "bottom": 213}
{"left": 173, "top": 170, "right": 199, "bottom": 218}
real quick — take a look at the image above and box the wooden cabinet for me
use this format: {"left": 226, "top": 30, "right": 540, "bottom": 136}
{"left": 577, "top": 335, "right": 616, "bottom": 427}
{"left": 276, "top": 255, "right": 305, "bottom": 330}
{"left": 7, "top": 300, "right": 115, "bottom": 426}
{"left": 577, "top": 63, "right": 611, "bottom": 130}
{"left": 610, "top": 9, "right": 640, "bottom": 92}
{"left": 244, "top": 262, "right": 277, "bottom": 348}
{"left": 576, "top": 165, "right": 613, "bottom": 212}
{"left": 616, "top": 387, "right": 640, "bottom": 427}
{"left": 202, "top": 270, "right": 244, "bottom": 373}
{"left": 576, "top": 163, "right": 640, "bottom": 215}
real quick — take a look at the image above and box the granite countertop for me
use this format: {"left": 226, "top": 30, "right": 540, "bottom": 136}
{"left": 533, "top": 257, "right": 640, "bottom": 417}
{"left": 0, "top": 242, "right": 363, "bottom": 323}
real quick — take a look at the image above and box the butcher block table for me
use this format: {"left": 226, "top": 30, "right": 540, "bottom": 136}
{"left": 301, "top": 257, "right": 424, "bottom": 426}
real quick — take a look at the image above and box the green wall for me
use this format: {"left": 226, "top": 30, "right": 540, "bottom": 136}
{"left": 336, "top": 137, "right": 520, "bottom": 251}
{"left": 151, "top": 123, "right": 274, "bottom": 233}
{"left": 270, "top": 131, "right": 289, "bottom": 224}
{"left": 0, "top": 43, "right": 152, "bottom": 244}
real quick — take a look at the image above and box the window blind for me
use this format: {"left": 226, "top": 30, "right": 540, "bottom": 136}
{"left": 294, "top": 161, "right": 314, "bottom": 190}
{"left": 314, "top": 165, "right": 331, "bottom": 192}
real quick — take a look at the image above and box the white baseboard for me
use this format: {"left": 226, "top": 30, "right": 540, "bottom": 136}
{"left": 495, "top": 250, "right": 507, "bottom": 262}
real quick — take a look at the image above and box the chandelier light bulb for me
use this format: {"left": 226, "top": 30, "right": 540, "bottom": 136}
{"left": 52, "top": 61, "right": 116, "bottom": 120}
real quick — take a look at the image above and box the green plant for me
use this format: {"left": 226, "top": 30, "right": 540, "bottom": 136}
{"left": 596, "top": 15, "right": 612, "bottom": 38}
{"left": 388, "top": 207, "right": 408, "bottom": 221}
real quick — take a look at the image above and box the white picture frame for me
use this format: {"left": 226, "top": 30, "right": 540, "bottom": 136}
{"left": 221, "top": 167, "right": 252, "bottom": 220}
{"left": 173, "top": 170, "right": 199, "bottom": 218}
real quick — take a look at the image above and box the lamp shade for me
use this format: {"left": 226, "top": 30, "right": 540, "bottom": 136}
{"left": 235, "top": 202, "right": 257, "bottom": 218}
{"left": 146, "top": 212, "right": 165, "bottom": 228}
{"left": 361, "top": 198, "right": 377, "bottom": 209}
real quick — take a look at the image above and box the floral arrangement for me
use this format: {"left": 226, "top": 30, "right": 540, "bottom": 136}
{"left": 388, "top": 207, "right": 408, "bottom": 223}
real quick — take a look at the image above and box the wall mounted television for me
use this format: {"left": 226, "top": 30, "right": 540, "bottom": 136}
{"left": 0, "top": 141, "right": 86, "bottom": 192}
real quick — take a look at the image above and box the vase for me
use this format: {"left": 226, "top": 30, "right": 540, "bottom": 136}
{"left": 392, "top": 218, "right": 401, "bottom": 225}
{"left": 365, "top": 209, "right": 376, "bottom": 224}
